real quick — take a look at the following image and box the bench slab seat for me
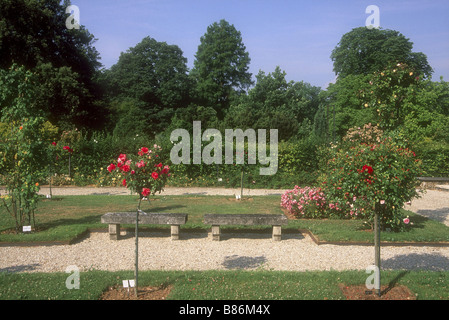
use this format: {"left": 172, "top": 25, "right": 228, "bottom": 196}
{"left": 101, "top": 212, "right": 187, "bottom": 240}
{"left": 203, "top": 214, "right": 288, "bottom": 241}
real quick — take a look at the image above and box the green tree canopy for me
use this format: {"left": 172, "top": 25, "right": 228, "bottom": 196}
{"left": 0, "top": 0, "right": 101, "bottom": 78}
{"left": 224, "top": 67, "right": 322, "bottom": 141}
{"left": 190, "top": 19, "right": 253, "bottom": 119}
{"left": 102, "top": 36, "right": 191, "bottom": 137}
{"left": 0, "top": 0, "right": 107, "bottom": 130}
{"left": 331, "top": 27, "right": 433, "bottom": 79}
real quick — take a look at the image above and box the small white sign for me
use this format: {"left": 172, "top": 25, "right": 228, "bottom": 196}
{"left": 122, "top": 280, "right": 135, "bottom": 288}
{"left": 23, "top": 226, "right": 31, "bottom": 232}
{"left": 235, "top": 195, "right": 241, "bottom": 200}
{"left": 218, "top": 178, "right": 223, "bottom": 182}
{"left": 46, "top": 194, "right": 52, "bottom": 199}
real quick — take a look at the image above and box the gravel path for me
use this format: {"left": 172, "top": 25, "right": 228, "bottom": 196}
{"left": 1, "top": 187, "right": 448, "bottom": 273}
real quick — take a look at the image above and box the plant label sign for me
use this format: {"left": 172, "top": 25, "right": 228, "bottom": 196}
{"left": 123, "top": 280, "right": 135, "bottom": 288}
{"left": 23, "top": 226, "right": 31, "bottom": 232}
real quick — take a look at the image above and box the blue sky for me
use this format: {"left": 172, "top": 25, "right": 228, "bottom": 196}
{"left": 73, "top": 0, "right": 449, "bottom": 89}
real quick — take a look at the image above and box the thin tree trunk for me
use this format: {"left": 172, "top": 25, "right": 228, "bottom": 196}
{"left": 135, "top": 197, "right": 142, "bottom": 297}
{"left": 374, "top": 204, "right": 382, "bottom": 297}
{"left": 240, "top": 166, "right": 244, "bottom": 199}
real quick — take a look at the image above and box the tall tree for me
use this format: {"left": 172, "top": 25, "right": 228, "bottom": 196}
{"left": 191, "top": 19, "right": 253, "bottom": 119}
{"left": 102, "top": 36, "right": 191, "bottom": 137}
{"left": 0, "top": 0, "right": 106, "bottom": 130}
{"left": 330, "top": 27, "right": 433, "bottom": 79}
{"left": 224, "top": 67, "right": 322, "bottom": 141}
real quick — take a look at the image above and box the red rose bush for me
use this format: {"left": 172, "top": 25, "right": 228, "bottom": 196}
{"left": 107, "top": 145, "right": 170, "bottom": 198}
{"left": 281, "top": 124, "right": 423, "bottom": 232}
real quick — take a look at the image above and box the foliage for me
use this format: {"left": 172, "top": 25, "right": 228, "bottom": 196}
{"left": 331, "top": 27, "right": 432, "bottom": 79}
{"left": 324, "top": 74, "right": 377, "bottom": 138}
{"left": 106, "top": 145, "right": 170, "bottom": 198}
{"left": 223, "top": 67, "right": 322, "bottom": 141}
{"left": 363, "top": 62, "right": 422, "bottom": 131}
{"left": 0, "top": 65, "right": 49, "bottom": 232}
{"left": 413, "top": 139, "right": 449, "bottom": 177}
{"left": 321, "top": 125, "right": 423, "bottom": 231}
{"left": 102, "top": 37, "right": 191, "bottom": 136}
{"left": 190, "top": 19, "right": 253, "bottom": 118}
{"left": 280, "top": 186, "right": 327, "bottom": 218}
{"left": 0, "top": 0, "right": 106, "bottom": 130}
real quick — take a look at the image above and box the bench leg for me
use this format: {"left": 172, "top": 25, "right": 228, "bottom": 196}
{"left": 272, "top": 225, "right": 282, "bottom": 241}
{"left": 211, "top": 225, "right": 221, "bottom": 241}
{"left": 109, "top": 224, "right": 120, "bottom": 240}
{"left": 171, "top": 225, "right": 180, "bottom": 241}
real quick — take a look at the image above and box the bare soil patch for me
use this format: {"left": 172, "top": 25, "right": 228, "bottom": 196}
{"left": 100, "top": 284, "right": 172, "bottom": 300}
{"left": 339, "top": 284, "right": 416, "bottom": 300}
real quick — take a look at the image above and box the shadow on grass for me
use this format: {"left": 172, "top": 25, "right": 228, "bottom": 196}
{"left": 381, "top": 270, "right": 410, "bottom": 295}
{"left": 37, "top": 214, "right": 103, "bottom": 232}
{"left": 417, "top": 207, "right": 449, "bottom": 225}
{"left": 139, "top": 204, "right": 187, "bottom": 213}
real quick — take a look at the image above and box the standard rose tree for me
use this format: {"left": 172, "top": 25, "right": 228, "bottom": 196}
{"left": 106, "top": 145, "right": 170, "bottom": 296}
{"left": 107, "top": 145, "right": 170, "bottom": 199}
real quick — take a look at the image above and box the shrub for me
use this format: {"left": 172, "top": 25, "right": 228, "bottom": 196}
{"left": 280, "top": 186, "right": 327, "bottom": 218}
{"left": 321, "top": 124, "right": 423, "bottom": 231}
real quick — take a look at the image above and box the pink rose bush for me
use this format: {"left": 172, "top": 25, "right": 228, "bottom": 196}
{"left": 282, "top": 124, "right": 423, "bottom": 232}
{"left": 281, "top": 186, "right": 327, "bottom": 218}
{"left": 107, "top": 145, "right": 170, "bottom": 198}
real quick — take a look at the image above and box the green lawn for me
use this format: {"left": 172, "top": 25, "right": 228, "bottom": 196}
{"left": 1, "top": 194, "right": 448, "bottom": 301}
{"left": 0, "top": 269, "right": 447, "bottom": 300}
{"left": 1, "top": 194, "right": 449, "bottom": 244}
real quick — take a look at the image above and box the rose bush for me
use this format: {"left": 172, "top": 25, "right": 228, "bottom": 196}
{"left": 280, "top": 186, "right": 327, "bottom": 218}
{"left": 321, "top": 124, "right": 423, "bottom": 231}
{"left": 107, "top": 144, "right": 170, "bottom": 199}
{"left": 0, "top": 65, "right": 50, "bottom": 232}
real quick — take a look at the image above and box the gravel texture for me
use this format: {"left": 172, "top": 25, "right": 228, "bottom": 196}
{"left": 1, "top": 187, "right": 448, "bottom": 273}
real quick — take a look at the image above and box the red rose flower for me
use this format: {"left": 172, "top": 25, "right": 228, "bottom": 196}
{"left": 107, "top": 163, "right": 116, "bottom": 172}
{"left": 138, "top": 147, "right": 149, "bottom": 156}
{"left": 151, "top": 172, "right": 159, "bottom": 180}
{"left": 122, "top": 179, "right": 127, "bottom": 187}
{"left": 121, "top": 164, "right": 131, "bottom": 172}
{"left": 118, "top": 154, "right": 127, "bottom": 163}
{"left": 362, "top": 165, "right": 374, "bottom": 175}
{"left": 141, "top": 188, "right": 151, "bottom": 197}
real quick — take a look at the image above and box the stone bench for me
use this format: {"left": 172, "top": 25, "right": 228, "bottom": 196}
{"left": 417, "top": 177, "right": 449, "bottom": 190}
{"left": 203, "top": 214, "right": 288, "bottom": 241}
{"left": 101, "top": 212, "right": 188, "bottom": 240}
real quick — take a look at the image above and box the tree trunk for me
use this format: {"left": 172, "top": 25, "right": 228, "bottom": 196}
{"left": 134, "top": 197, "right": 142, "bottom": 297}
{"left": 240, "top": 166, "right": 244, "bottom": 199}
{"left": 374, "top": 204, "right": 382, "bottom": 297}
